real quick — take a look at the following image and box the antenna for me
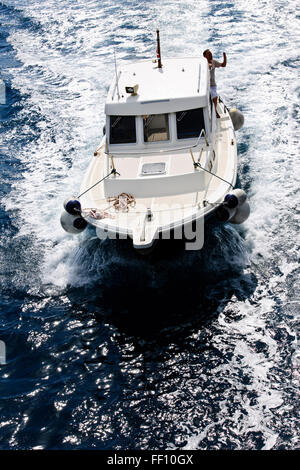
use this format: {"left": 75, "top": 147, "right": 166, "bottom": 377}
{"left": 113, "top": 46, "right": 120, "bottom": 101}
{"left": 156, "top": 29, "right": 162, "bottom": 68}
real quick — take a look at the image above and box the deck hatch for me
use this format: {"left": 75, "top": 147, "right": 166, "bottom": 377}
{"left": 141, "top": 162, "right": 166, "bottom": 176}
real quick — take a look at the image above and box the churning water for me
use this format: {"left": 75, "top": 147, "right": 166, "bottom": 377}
{"left": 0, "top": 0, "right": 299, "bottom": 450}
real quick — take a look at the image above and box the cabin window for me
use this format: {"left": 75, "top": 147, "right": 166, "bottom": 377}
{"left": 176, "top": 108, "right": 205, "bottom": 139}
{"left": 143, "top": 114, "right": 169, "bottom": 142}
{"left": 109, "top": 115, "right": 136, "bottom": 144}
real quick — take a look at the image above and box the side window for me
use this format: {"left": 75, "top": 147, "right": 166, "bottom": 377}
{"left": 176, "top": 108, "right": 205, "bottom": 139}
{"left": 109, "top": 115, "right": 136, "bottom": 144}
{"left": 143, "top": 114, "right": 169, "bottom": 142}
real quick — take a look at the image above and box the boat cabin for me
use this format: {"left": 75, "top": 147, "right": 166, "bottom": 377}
{"left": 105, "top": 57, "right": 214, "bottom": 150}
{"left": 102, "top": 57, "right": 217, "bottom": 199}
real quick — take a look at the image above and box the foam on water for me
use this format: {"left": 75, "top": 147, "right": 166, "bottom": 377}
{"left": 0, "top": 0, "right": 299, "bottom": 450}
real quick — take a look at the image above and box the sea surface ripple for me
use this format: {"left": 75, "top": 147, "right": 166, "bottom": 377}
{"left": 0, "top": 0, "right": 299, "bottom": 450}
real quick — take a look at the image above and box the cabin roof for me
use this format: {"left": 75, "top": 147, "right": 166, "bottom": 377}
{"left": 105, "top": 57, "right": 209, "bottom": 116}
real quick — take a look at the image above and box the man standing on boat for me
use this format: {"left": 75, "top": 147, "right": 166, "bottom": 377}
{"left": 203, "top": 49, "right": 227, "bottom": 118}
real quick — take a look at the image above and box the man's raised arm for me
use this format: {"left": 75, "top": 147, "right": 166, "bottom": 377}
{"left": 221, "top": 52, "right": 227, "bottom": 67}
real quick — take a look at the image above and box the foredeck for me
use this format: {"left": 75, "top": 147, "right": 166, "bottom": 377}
{"left": 111, "top": 149, "right": 206, "bottom": 179}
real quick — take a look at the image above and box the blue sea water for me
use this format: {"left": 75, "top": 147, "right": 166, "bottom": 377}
{"left": 0, "top": 0, "right": 299, "bottom": 450}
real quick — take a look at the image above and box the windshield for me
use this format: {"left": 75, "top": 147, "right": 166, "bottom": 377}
{"left": 109, "top": 115, "right": 136, "bottom": 144}
{"left": 143, "top": 114, "right": 169, "bottom": 142}
{"left": 176, "top": 108, "right": 205, "bottom": 139}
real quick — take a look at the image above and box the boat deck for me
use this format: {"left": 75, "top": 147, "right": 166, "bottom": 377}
{"left": 79, "top": 102, "right": 236, "bottom": 233}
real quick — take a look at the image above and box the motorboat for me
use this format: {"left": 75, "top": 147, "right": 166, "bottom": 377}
{"left": 61, "top": 31, "right": 249, "bottom": 252}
